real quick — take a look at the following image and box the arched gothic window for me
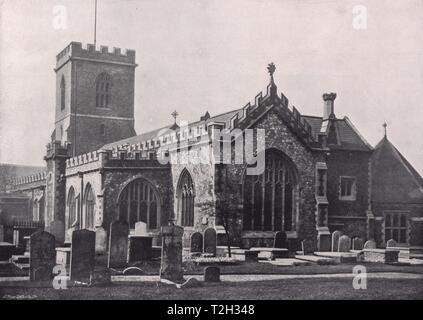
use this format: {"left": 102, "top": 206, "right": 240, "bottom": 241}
{"left": 243, "top": 150, "right": 298, "bottom": 231}
{"left": 95, "top": 73, "right": 111, "bottom": 108}
{"left": 177, "top": 169, "right": 195, "bottom": 227}
{"left": 67, "top": 188, "right": 76, "bottom": 228}
{"left": 84, "top": 184, "right": 95, "bottom": 230}
{"left": 118, "top": 178, "right": 160, "bottom": 229}
{"left": 60, "top": 76, "right": 65, "bottom": 110}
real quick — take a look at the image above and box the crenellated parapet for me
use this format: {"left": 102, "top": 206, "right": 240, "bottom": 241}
{"left": 226, "top": 82, "right": 314, "bottom": 144}
{"left": 11, "top": 171, "right": 47, "bottom": 189}
{"left": 56, "top": 42, "right": 136, "bottom": 70}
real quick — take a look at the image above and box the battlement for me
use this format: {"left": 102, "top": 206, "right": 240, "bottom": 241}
{"left": 12, "top": 171, "right": 47, "bottom": 187}
{"left": 228, "top": 84, "right": 313, "bottom": 143}
{"left": 56, "top": 42, "right": 136, "bottom": 69}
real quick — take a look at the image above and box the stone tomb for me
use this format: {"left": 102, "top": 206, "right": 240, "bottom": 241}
{"left": 273, "top": 231, "right": 288, "bottom": 248}
{"left": 70, "top": 229, "right": 96, "bottom": 282}
{"left": 29, "top": 231, "right": 56, "bottom": 281}
{"left": 364, "top": 239, "right": 376, "bottom": 249}
{"left": 127, "top": 235, "right": 153, "bottom": 263}
{"left": 108, "top": 220, "right": 129, "bottom": 268}
{"left": 352, "top": 237, "right": 364, "bottom": 250}
{"left": 203, "top": 227, "right": 217, "bottom": 256}
{"left": 331, "top": 230, "right": 343, "bottom": 252}
{"left": 362, "top": 248, "right": 399, "bottom": 264}
{"left": 160, "top": 224, "right": 184, "bottom": 282}
{"left": 204, "top": 266, "right": 220, "bottom": 282}
{"left": 338, "top": 235, "right": 351, "bottom": 252}
{"left": 301, "top": 239, "right": 315, "bottom": 255}
{"left": 317, "top": 231, "right": 331, "bottom": 252}
{"left": 190, "top": 232, "right": 203, "bottom": 253}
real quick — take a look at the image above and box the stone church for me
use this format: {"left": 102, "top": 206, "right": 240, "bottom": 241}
{"left": 2, "top": 41, "right": 422, "bottom": 253}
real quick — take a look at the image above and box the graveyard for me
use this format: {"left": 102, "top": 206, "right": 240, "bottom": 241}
{"left": 0, "top": 221, "right": 423, "bottom": 300}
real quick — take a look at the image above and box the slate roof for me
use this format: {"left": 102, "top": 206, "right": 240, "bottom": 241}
{"left": 371, "top": 136, "right": 423, "bottom": 203}
{"left": 300, "top": 115, "right": 372, "bottom": 151}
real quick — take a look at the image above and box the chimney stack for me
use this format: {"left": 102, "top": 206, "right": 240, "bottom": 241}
{"left": 322, "top": 92, "right": 337, "bottom": 120}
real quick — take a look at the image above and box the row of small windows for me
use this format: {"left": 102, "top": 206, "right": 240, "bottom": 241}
{"left": 60, "top": 72, "right": 112, "bottom": 110}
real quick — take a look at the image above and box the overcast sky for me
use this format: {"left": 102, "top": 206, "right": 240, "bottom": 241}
{"left": 0, "top": 0, "right": 422, "bottom": 175}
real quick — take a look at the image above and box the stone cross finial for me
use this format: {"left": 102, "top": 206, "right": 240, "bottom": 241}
{"left": 171, "top": 110, "right": 179, "bottom": 124}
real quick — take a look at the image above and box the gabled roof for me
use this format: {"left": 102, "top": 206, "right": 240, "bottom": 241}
{"left": 371, "top": 136, "right": 423, "bottom": 203}
{"left": 300, "top": 115, "right": 373, "bottom": 151}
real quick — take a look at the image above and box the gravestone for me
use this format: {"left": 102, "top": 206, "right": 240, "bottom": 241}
{"left": 135, "top": 221, "right": 148, "bottom": 236}
{"left": 160, "top": 223, "right": 184, "bottom": 282}
{"left": 352, "top": 237, "right": 364, "bottom": 250}
{"left": 317, "top": 232, "right": 331, "bottom": 251}
{"left": 331, "top": 230, "right": 343, "bottom": 252}
{"left": 127, "top": 235, "right": 153, "bottom": 263}
{"left": 70, "top": 229, "right": 96, "bottom": 282}
{"left": 203, "top": 227, "right": 217, "bottom": 256}
{"left": 107, "top": 220, "right": 129, "bottom": 268}
{"left": 301, "top": 239, "right": 315, "bottom": 255}
{"left": 204, "top": 266, "right": 220, "bottom": 282}
{"left": 273, "top": 231, "right": 287, "bottom": 248}
{"left": 50, "top": 220, "right": 65, "bottom": 244}
{"left": 338, "top": 235, "right": 351, "bottom": 252}
{"left": 386, "top": 239, "right": 397, "bottom": 248}
{"left": 190, "top": 232, "right": 203, "bottom": 253}
{"left": 364, "top": 239, "right": 376, "bottom": 249}
{"left": 95, "top": 227, "right": 107, "bottom": 255}
{"left": 29, "top": 231, "right": 56, "bottom": 281}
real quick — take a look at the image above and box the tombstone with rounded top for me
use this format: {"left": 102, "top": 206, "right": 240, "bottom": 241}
{"left": 135, "top": 221, "right": 148, "bottom": 236}
{"left": 352, "top": 237, "right": 364, "bottom": 250}
{"left": 29, "top": 231, "right": 56, "bottom": 281}
{"left": 363, "top": 239, "right": 376, "bottom": 249}
{"left": 203, "top": 227, "right": 217, "bottom": 256}
{"left": 204, "top": 266, "right": 220, "bottom": 282}
{"left": 331, "top": 230, "right": 343, "bottom": 252}
{"left": 386, "top": 239, "right": 398, "bottom": 248}
{"left": 338, "top": 235, "right": 351, "bottom": 252}
{"left": 273, "top": 231, "right": 288, "bottom": 249}
{"left": 190, "top": 232, "right": 203, "bottom": 253}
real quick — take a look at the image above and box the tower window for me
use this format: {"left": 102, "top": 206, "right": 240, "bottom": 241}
{"left": 95, "top": 73, "right": 111, "bottom": 108}
{"left": 60, "top": 76, "right": 65, "bottom": 110}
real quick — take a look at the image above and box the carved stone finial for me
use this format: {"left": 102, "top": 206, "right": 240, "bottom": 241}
{"left": 267, "top": 63, "right": 276, "bottom": 77}
{"left": 322, "top": 93, "right": 337, "bottom": 101}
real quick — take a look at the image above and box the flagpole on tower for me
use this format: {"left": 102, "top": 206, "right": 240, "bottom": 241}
{"left": 94, "top": 0, "right": 98, "bottom": 47}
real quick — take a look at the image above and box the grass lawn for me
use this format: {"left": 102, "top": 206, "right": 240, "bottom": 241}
{"left": 1, "top": 277, "right": 422, "bottom": 300}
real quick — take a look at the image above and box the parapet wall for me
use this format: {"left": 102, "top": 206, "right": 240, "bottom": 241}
{"left": 56, "top": 42, "right": 136, "bottom": 69}
{"left": 11, "top": 172, "right": 47, "bottom": 188}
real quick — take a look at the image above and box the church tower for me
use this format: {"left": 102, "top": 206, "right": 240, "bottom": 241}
{"left": 54, "top": 42, "right": 137, "bottom": 156}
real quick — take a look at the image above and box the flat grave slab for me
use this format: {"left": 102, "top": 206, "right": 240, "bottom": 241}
{"left": 294, "top": 255, "right": 338, "bottom": 264}
{"left": 249, "top": 247, "right": 289, "bottom": 260}
{"left": 260, "top": 258, "right": 312, "bottom": 266}
{"left": 314, "top": 251, "right": 358, "bottom": 263}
